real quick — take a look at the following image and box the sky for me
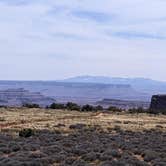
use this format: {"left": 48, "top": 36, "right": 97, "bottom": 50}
{"left": 0, "top": 0, "right": 166, "bottom": 81}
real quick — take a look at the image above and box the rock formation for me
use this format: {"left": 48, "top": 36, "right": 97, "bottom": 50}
{"left": 0, "top": 88, "right": 55, "bottom": 107}
{"left": 150, "top": 95, "right": 166, "bottom": 114}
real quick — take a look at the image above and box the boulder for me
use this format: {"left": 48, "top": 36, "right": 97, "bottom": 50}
{"left": 150, "top": 95, "right": 166, "bottom": 114}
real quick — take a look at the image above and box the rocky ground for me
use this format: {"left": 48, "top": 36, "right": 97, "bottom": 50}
{"left": 0, "top": 108, "right": 166, "bottom": 166}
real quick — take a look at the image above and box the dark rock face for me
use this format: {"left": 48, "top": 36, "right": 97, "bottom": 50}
{"left": 150, "top": 95, "right": 166, "bottom": 113}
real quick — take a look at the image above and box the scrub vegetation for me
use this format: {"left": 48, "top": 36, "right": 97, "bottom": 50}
{"left": 0, "top": 108, "right": 166, "bottom": 166}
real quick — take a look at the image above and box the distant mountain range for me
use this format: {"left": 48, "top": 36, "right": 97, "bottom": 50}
{"left": 63, "top": 76, "right": 166, "bottom": 94}
{"left": 0, "top": 81, "right": 149, "bottom": 106}
{"left": 0, "top": 76, "right": 165, "bottom": 107}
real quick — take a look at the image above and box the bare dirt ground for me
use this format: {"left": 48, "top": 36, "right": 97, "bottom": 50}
{"left": 0, "top": 108, "right": 166, "bottom": 166}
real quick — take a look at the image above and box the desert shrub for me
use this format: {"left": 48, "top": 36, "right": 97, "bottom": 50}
{"left": 142, "top": 150, "right": 157, "bottom": 162}
{"left": 19, "top": 128, "right": 35, "bottom": 138}
{"left": 54, "top": 123, "right": 66, "bottom": 128}
{"left": 66, "top": 102, "right": 81, "bottom": 111}
{"left": 128, "top": 107, "right": 146, "bottom": 114}
{"left": 113, "top": 125, "right": 121, "bottom": 131}
{"left": 155, "top": 125, "right": 163, "bottom": 129}
{"left": 0, "top": 117, "right": 5, "bottom": 122}
{"left": 82, "top": 152, "right": 97, "bottom": 161}
{"left": 0, "top": 147, "right": 11, "bottom": 154}
{"left": 100, "top": 152, "right": 113, "bottom": 161}
{"left": 107, "top": 106, "right": 122, "bottom": 112}
{"left": 95, "top": 105, "right": 104, "bottom": 111}
{"left": 69, "top": 123, "right": 86, "bottom": 130}
{"left": 72, "top": 159, "right": 87, "bottom": 166}
{"left": 81, "top": 104, "right": 97, "bottom": 112}
{"left": 23, "top": 103, "right": 40, "bottom": 108}
{"left": 62, "top": 157, "right": 75, "bottom": 165}
{"left": 8, "top": 143, "right": 21, "bottom": 152}
{"left": 49, "top": 103, "right": 65, "bottom": 109}
{"left": 0, "top": 105, "right": 7, "bottom": 108}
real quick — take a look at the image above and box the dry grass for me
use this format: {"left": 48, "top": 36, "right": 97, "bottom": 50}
{"left": 0, "top": 107, "right": 166, "bottom": 135}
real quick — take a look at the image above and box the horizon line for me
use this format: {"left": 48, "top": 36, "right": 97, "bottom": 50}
{"left": 0, "top": 75, "right": 165, "bottom": 83}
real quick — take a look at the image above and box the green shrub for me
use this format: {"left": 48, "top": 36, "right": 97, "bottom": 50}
{"left": 19, "top": 128, "right": 35, "bottom": 138}
{"left": 128, "top": 107, "right": 146, "bottom": 114}
{"left": 0, "top": 105, "right": 7, "bottom": 108}
{"left": 49, "top": 103, "right": 65, "bottom": 109}
{"left": 95, "top": 105, "right": 103, "bottom": 111}
{"left": 81, "top": 105, "right": 97, "bottom": 112}
{"left": 23, "top": 103, "right": 40, "bottom": 108}
{"left": 107, "top": 106, "right": 122, "bottom": 112}
{"left": 66, "top": 102, "right": 81, "bottom": 111}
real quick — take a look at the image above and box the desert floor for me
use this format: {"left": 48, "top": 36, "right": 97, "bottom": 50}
{"left": 0, "top": 108, "right": 166, "bottom": 166}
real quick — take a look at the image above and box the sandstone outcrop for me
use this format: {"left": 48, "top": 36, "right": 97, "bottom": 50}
{"left": 0, "top": 88, "right": 55, "bottom": 107}
{"left": 150, "top": 95, "right": 166, "bottom": 114}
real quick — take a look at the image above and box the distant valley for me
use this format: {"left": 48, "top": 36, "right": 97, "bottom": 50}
{"left": 0, "top": 88, "right": 55, "bottom": 107}
{"left": 0, "top": 76, "right": 165, "bottom": 108}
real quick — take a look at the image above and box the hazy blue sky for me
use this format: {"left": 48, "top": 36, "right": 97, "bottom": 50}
{"left": 0, "top": 0, "right": 166, "bottom": 81}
